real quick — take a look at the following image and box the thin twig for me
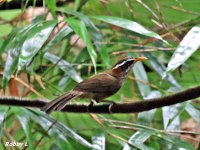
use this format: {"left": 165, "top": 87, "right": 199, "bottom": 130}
{"left": 112, "top": 48, "right": 174, "bottom": 55}
{"left": 165, "top": 5, "right": 200, "bottom": 16}
{"left": 90, "top": 114, "right": 137, "bottom": 148}
{"left": 35, "top": 120, "right": 57, "bottom": 148}
{"left": 41, "top": 36, "right": 80, "bottom": 78}
{"left": 109, "top": 125, "right": 200, "bottom": 142}
{"left": 0, "top": 71, "right": 44, "bottom": 98}
{"left": 95, "top": 41, "right": 175, "bottom": 50}
{"left": 104, "top": 119, "right": 200, "bottom": 136}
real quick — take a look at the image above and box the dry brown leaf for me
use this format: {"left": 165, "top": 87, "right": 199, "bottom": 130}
{"left": 181, "top": 118, "right": 200, "bottom": 149}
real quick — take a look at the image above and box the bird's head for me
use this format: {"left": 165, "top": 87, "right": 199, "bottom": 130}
{"left": 112, "top": 56, "right": 147, "bottom": 78}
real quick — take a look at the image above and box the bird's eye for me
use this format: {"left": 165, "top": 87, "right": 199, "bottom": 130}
{"left": 125, "top": 61, "right": 132, "bottom": 67}
{"left": 121, "top": 61, "right": 133, "bottom": 71}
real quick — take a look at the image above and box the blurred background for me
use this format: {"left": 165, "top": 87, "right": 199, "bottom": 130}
{"left": 0, "top": 0, "right": 200, "bottom": 149}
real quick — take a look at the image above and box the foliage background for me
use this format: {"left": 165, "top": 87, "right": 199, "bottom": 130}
{"left": 0, "top": 0, "right": 200, "bottom": 149}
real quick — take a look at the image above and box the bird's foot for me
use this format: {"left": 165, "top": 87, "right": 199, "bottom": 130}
{"left": 87, "top": 101, "right": 94, "bottom": 112}
{"left": 100, "top": 100, "right": 117, "bottom": 113}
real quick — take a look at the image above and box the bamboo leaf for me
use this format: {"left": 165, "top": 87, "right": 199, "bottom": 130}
{"left": 185, "top": 103, "right": 200, "bottom": 123}
{"left": 163, "top": 25, "right": 200, "bottom": 79}
{"left": 123, "top": 131, "right": 152, "bottom": 150}
{"left": 67, "top": 18, "right": 97, "bottom": 72}
{"left": 58, "top": 9, "right": 109, "bottom": 65}
{"left": 43, "top": 26, "right": 73, "bottom": 53}
{"left": 133, "top": 61, "right": 151, "bottom": 98}
{"left": 92, "top": 16, "right": 168, "bottom": 44}
{"left": 29, "top": 110, "right": 95, "bottom": 149}
{"left": 46, "top": 0, "right": 57, "bottom": 18}
{"left": 92, "top": 134, "right": 105, "bottom": 150}
{"left": 144, "top": 53, "right": 181, "bottom": 89}
{"left": 0, "top": 107, "right": 9, "bottom": 137}
{"left": 14, "top": 108, "right": 34, "bottom": 150}
{"left": 162, "top": 104, "right": 181, "bottom": 130}
{"left": 44, "top": 52, "right": 82, "bottom": 83}
{"left": 18, "top": 20, "right": 57, "bottom": 71}
{"left": 2, "top": 22, "right": 42, "bottom": 89}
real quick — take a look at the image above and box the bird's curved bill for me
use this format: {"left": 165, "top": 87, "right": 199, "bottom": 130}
{"left": 134, "top": 57, "right": 148, "bottom": 62}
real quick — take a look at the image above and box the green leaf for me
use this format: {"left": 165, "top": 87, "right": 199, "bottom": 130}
{"left": 2, "top": 22, "right": 42, "bottom": 89}
{"left": 137, "top": 91, "right": 161, "bottom": 125}
{"left": 166, "top": 104, "right": 186, "bottom": 128}
{"left": 58, "top": 8, "right": 109, "bottom": 65}
{"left": 133, "top": 61, "right": 151, "bottom": 98}
{"left": 14, "top": 108, "right": 34, "bottom": 150}
{"left": 136, "top": 0, "right": 159, "bottom": 20}
{"left": 185, "top": 103, "right": 200, "bottom": 123}
{"left": 43, "top": 26, "right": 73, "bottom": 53}
{"left": 123, "top": 131, "right": 152, "bottom": 150}
{"left": 74, "top": 0, "right": 88, "bottom": 11}
{"left": 44, "top": 52, "right": 82, "bottom": 82}
{"left": 157, "top": 134, "right": 194, "bottom": 150}
{"left": 29, "top": 110, "right": 95, "bottom": 149}
{"left": 162, "top": 104, "right": 180, "bottom": 130}
{"left": 130, "top": 53, "right": 160, "bottom": 125}
{"left": 92, "top": 134, "right": 105, "bottom": 150}
{"left": 46, "top": 0, "right": 57, "bottom": 18}
{"left": 163, "top": 25, "right": 200, "bottom": 79}
{"left": 92, "top": 16, "right": 168, "bottom": 44}
{"left": 130, "top": 131, "right": 152, "bottom": 143}
{"left": 17, "top": 116, "right": 34, "bottom": 150}
{"left": 18, "top": 20, "right": 57, "bottom": 71}
{"left": 66, "top": 18, "right": 97, "bottom": 72}
{"left": 0, "top": 107, "right": 9, "bottom": 137}
{"left": 26, "top": 110, "right": 68, "bottom": 143}
{"left": 144, "top": 53, "right": 181, "bottom": 89}
{"left": 0, "top": 28, "right": 18, "bottom": 55}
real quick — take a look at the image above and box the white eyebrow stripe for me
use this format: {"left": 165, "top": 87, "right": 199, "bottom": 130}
{"left": 113, "top": 58, "right": 134, "bottom": 69}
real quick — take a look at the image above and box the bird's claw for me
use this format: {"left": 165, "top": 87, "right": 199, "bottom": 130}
{"left": 108, "top": 102, "right": 116, "bottom": 113}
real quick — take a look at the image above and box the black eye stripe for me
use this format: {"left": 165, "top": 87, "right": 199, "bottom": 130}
{"left": 113, "top": 58, "right": 134, "bottom": 72}
{"left": 125, "top": 60, "right": 133, "bottom": 65}
{"left": 122, "top": 61, "right": 132, "bottom": 69}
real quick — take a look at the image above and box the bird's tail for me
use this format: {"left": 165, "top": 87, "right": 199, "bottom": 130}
{"left": 41, "top": 91, "right": 79, "bottom": 114}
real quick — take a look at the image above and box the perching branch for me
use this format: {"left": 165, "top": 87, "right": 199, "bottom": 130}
{"left": 0, "top": 0, "right": 71, "bottom": 10}
{"left": 0, "top": 86, "right": 200, "bottom": 114}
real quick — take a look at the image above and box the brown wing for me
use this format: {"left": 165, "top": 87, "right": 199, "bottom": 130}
{"left": 74, "top": 73, "right": 120, "bottom": 94}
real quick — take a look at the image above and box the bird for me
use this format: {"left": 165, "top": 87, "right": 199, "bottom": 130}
{"left": 41, "top": 56, "right": 147, "bottom": 114}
